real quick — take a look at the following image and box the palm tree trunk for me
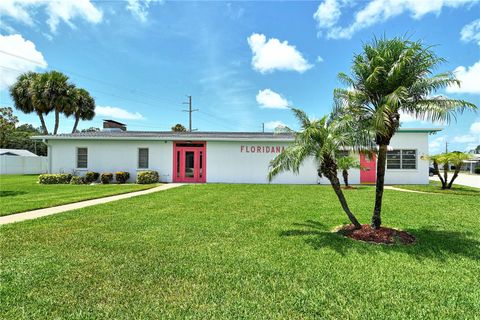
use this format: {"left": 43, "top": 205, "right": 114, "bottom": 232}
{"left": 442, "top": 165, "right": 449, "bottom": 190}
{"left": 37, "top": 111, "right": 48, "bottom": 135}
{"left": 372, "top": 144, "right": 388, "bottom": 229}
{"left": 433, "top": 161, "right": 446, "bottom": 188}
{"left": 447, "top": 169, "right": 460, "bottom": 189}
{"left": 53, "top": 109, "right": 60, "bottom": 134}
{"left": 322, "top": 160, "right": 361, "bottom": 229}
{"left": 72, "top": 116, "right": 80, "bottom": 133}
{"left": 342, "top": 169, "right": 349, "bottom": 187}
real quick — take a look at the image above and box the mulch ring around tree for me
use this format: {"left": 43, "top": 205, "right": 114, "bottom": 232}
{"left": 334, "top": 224, "right": 416, "bottom": 245}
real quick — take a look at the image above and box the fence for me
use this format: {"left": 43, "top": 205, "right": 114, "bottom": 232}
{"left": 0, "top": 155, "right": 48, "bottom": 174}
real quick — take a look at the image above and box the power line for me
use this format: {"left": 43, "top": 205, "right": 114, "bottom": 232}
{"left": 0, "top": 51, "right": 239, "bottom": 131}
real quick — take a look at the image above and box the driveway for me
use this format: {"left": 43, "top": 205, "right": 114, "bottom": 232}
{"left": 430, "top": 173, "right": 480, "bottom": 188}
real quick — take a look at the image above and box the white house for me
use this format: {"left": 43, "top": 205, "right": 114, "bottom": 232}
{"left": 33, "top": 120, "right": 441, "bottom": 185}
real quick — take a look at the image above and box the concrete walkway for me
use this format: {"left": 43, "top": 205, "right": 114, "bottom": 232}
{"left": 0, "top": 183, "right": 184, "bottom": 226}
{"left": 384, "top": 185, "right": 434, "bottom": 194}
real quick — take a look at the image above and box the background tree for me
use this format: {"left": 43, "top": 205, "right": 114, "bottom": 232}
{"left": 0, "top": 108, "right": 47, "bottom": 155}
{"left": 67, "top": 88, "right": 96, "bottom": 133}
{"left": 337, "top": 155, "right": 364, "bottom": 187}
{"left": 334, "top": 36, "right": 477, "bottom": 228}
{"left": 268, "top": 108, "right": 373, "bottom": 229}
{"left": 0, "top": 107, "right": 18, "bottom": 148}
{"left": 10, "top": 72, "right": 49, "bottom": 134}
{"left": 81, "top": 127, "right": 100, "bottom": 133}
{"left": 31, "top": 71, "right": 75, "bottom": 134}
{"left": 171, "top": 123, "right": 187, "bottom": 132}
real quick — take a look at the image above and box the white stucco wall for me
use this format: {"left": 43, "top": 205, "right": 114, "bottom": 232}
{"left": 45, "top": 131, "right": 431, "bottom": 185}
{"left": 384, "top": 132, "right": 430, "bottom": 184}
{"left": 206, "top": 141, "right": 319, "bottom": 184}
{"left": 48, "top": 140, "right": 173, "bottom": 182}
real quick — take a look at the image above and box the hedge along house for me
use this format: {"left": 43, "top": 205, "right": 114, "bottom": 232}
{"left": 33, "top": 120, "right": 441, "bottom": 185}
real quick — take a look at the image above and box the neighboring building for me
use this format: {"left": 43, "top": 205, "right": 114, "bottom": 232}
{"left": 32, "top": 120, "right": 441, "bottom": 184}
{"left": 0, "top": 149, "right": 48, "bottom": 175}
{"left": 0, "top": 149, "right": 38, "bottom": 157}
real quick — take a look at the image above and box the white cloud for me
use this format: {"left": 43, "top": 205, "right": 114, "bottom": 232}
{"left": 96, "top": 106, "right": 144, "bottom": 120}
{"left": 0, "top": 0, "right": 103, "bottom": 32}
{"left": 470, "top": 120, "right": 480, "bottom": 135}
{"left": 313, "top": 0, "right": 478, "bottom": 39}
{"left": 453, "top": 134, "right": 476, "bottom": 143}
{"left": 399, "top": 111, "right": 419, "bottom": 123}
{"left": 247, "top": 33, "right": 312, "bottom": 73}
{"left": 461, "top": 18, "right": 480, "bottom": 46}
{"left": 465, "top": 143, "right": 478, "bottom": 151}
{"left": 256, "top": 89, "right": 289, "bottom": 109}
{"left": 126, "top": 0, "right": 162, "bottom": 22}
{"left": 0, "top": 34, "right": 47, "bottom": 90}
{"left": 313, "top": 0, "right": 342, "bottom": 29}
{"left": 317, "top": 56, "right": 324, "bottom": 63}
{"left": 429, "top": 136, "right": 446, "bottom": 153}
{"left": 446, "top": 61, "right": 480, "bottom": 95}
{"left": 264, "top": 120, "right": 287, "bottom": 131}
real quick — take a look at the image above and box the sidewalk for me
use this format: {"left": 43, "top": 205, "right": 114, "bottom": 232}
{"left": 0, "top": 183, "right": 184, "bottom": 226}
{"left": 430, "top": 173, "right": 480, "bottom": 188}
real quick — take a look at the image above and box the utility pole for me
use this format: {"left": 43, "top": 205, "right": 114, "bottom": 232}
{"left": 445, "top": 141, "right": 448, "bottom": 153}
{"left": 262, "top": 123, "right": 265, "bottom": 133}
{"left": 182, "top": 95, "right": 198, "bottom": 132}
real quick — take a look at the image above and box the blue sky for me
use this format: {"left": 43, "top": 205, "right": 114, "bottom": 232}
{"left": 0, "top": 0, "right": 479, "bottom": 153}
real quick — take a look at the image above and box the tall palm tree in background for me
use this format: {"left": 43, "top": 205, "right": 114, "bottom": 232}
{"left": 334, "top": 36, "right": 477, "bottom": 229}
{"left": 268, "top": 108, "right": 373, "bottom": 229}
{"left": 31, "top": 71, "right": 75, "bottom": 135}
{"left": 68, "top": 88, "right": 96, "bottom": 133}
{"left": 10, "top": 72, "right": 49, "bottom": 134}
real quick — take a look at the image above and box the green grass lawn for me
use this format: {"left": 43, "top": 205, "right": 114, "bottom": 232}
{"left": 0, "top": 175, "right": 158, "bottom": 216}
{"left": 397, "top": 180, "right": 480, "bottom": 196}
{"left": 1, "top": 184, "right": 479, "bottom": 319}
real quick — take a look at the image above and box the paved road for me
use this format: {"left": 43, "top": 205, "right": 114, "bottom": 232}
{"left": 0, "top": 183, "right": 184, "bottom": 225}
{"left": 430, "top": 173, "right": 480, "bottom": 188}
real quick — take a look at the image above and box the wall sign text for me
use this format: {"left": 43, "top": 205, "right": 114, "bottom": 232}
{"left": 240, "top": 145, "right": 286, "bottom": 153}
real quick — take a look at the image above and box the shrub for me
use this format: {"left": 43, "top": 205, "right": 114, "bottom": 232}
{"left": 115, "top": 171, "right": 130, "bottom": 184}
{"left": 475, "top": 167, "right": 480, "bottom": 174}
{"left": 137, "top": 170, "right": 159, "bottom": 184}
{"left": 85, "top": 171, "right": 100, "bottom": 183}
{"left": 70, "top": 176, "right": 85, "bottom": 185}
{"left": 38, "top": 173, "right": 72, "bottom": 184}
{"left": 100, "top": 173, "right": 113, "bottom": 184}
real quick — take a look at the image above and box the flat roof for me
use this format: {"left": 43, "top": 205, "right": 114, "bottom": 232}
{"left": 32, "top": 128, "right": 442, "bottom": 142}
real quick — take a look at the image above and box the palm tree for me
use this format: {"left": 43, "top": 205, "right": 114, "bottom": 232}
{"left": 268, "top": 108, "right": 372, "bottom": 229}
{"left": 67, "top": 88, "right": 96, "bottom": 133}
{"left": 171, "top": 123, "right": 187, "bottom": 132}
{"left": 9, "top": 72, "right": 49, "bottom": 134}
{"left": 334, "top": 36, "right": 477, "bottom": 229}
{"left": 337, "top": 155, "right": 363, "bottom": 187}
{"left": 424, "top": 152, "right": 472, "bottom": 189}
{"left": 31, "top": 71, "right": 75, "bottom": 135}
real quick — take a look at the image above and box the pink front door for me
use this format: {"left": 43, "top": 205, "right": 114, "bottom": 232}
{"left": 360, "top": 153, "right": 376, "bottom": 184}
{"left": 173, "top": 142, "right": 206, "bottom": 183}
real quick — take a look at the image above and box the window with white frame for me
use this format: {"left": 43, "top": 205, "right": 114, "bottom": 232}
{"left": 387, "top": 149, "right": 416, "bottom": 169}
{"left": 138, "top": 148, "right": 149, "bottom": 169}
{"left": 77, "top": 147, "right": 88, "bottom": 168}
